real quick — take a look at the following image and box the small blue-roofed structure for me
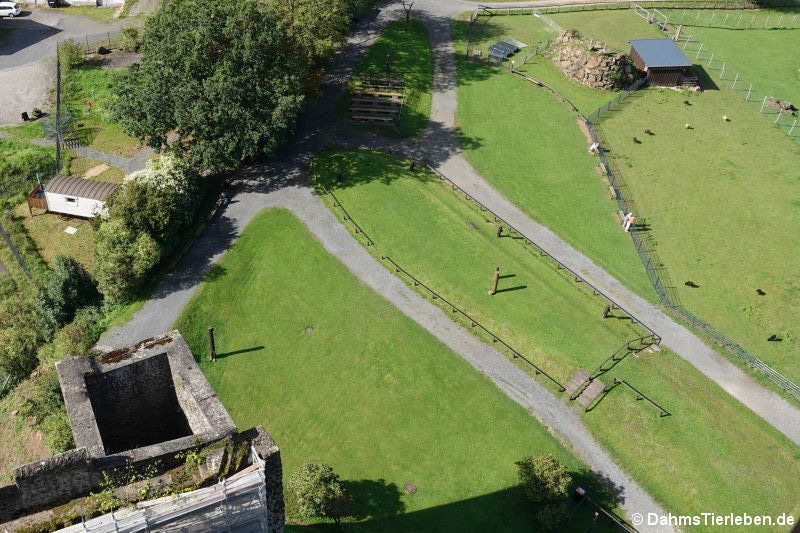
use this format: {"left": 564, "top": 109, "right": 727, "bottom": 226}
{"left": 629, "top": 39, "right": 695, "bottom": 86}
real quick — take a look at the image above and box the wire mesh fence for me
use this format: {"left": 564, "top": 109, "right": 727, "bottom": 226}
{"left": 585, "top": 76, "right": 800, "bottom": 401}
{"left": 667, "top": 8, "right": 800, "bottom": 29}
{"left": 673, "top": 31, "right": 800, "bottom": 143}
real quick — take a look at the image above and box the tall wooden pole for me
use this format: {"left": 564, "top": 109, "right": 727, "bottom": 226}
{"left": 208, "top": 327, "right": 217, "bottom": 362}
{"left": 489, "top": 267, "right": 500, "bottom": 295}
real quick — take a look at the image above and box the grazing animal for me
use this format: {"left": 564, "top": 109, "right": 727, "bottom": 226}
{"left": 633, "top": 137, "right": 642, "bottom": 144}
{"left": 683, "top": 100, "right": 691, "bottom": 106}
{"left": 684, "top": 281, "right": 700, "bottom": 288}
{"left": 722, "top": 115, "right": 729, "bottom": 122}
{"left": 756, "top": 288, "right": 766, "bottom": 296}
{"left": 644, "top": 129, "right": 654, "bottom": 135}
{"left": 684, "top": 123, "right": 693, "bottom": 129}
{"left": 767, "top": 334, "right": 779, "bottom": 342}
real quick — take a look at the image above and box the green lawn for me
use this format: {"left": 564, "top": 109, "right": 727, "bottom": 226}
{"left": 311, "top": 149, "right": 800, "bottom": 533}
{"left": 350, "top": 19, "right": 432, "bottom": 137}
{"left": 0, "top": 121, "right": 45, "bottom": 141}
{"left": 664, "top": 8, "right": 800, "bottom": 109}
{"left": 14, "top": 204, "right": 96, "bottom": 272}
{"left": 596, "top": 85, "right": 800, "bottom": 383}
{"left": 464, "top": 12, "right": 611, "bottom": 113}
{"left": 452, "top": 19, "right": 655, "bottom": 303}
{"left": 63, "top": 65, "right": 142, "bottom": 157}
{"left": 549, "top": 9, "right": 669, "bottom": 53}
{"left": 58, "top": 6, "right": 118, "bottom": 23}
{"left": 174, "top": 208, "right": 617, "bottom": 532}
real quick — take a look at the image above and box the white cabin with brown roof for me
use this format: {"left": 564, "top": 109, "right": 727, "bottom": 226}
{"left": 28, "top": 175, "right": 117, "bottom": 218}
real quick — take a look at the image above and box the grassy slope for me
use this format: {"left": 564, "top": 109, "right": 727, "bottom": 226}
{"left": 0, "top": 121, "right": 45, "bottom": 141}
{"left": 64, "top": 65, "right": 142, "bottom": 157}
{"left": 452, "top": 17, "right": 655, "bottom": 303}
{"left": 173, "top": 209, "right": 613, "bottom": 532}
{"left": 598, "top": 86, "right": 800, "bottom": 382}
{"left": 351, "top": 19, "right": 432, "bottom": 138}
{"left": 663, "top": 8, "right": 800, "bottom": 107}
{"left": 550, "top": 9, "right": 671, "bottom": 52}
{"left": 311, "top": 149, "right": 800, "bottom": 533}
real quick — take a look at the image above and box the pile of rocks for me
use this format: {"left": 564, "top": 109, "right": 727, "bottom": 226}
{"left": 550, "top": 30, "right": 639, "bottom": 90}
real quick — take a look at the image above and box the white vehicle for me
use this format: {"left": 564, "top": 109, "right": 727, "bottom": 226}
{"left": 0, "top": 2, "right": 21, "bottom": 17}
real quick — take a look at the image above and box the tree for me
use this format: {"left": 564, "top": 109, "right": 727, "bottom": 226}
{"left": 40, "top": 254, "right": 100, "bottom": 327}
{"left": 94, "top": 219, "right": 160, "bottom": 305}
{"left": 515, "top": 454, "right": 572, "bottom": 529}
{"left": 112, "top": 0, "right": 308, "bottom": 171}
{"left": 109, "top": 153, "right": 200, "bottom": 248}
{"left": 288, "top": 463, "right": 351, "bottom": 525}
{"left": 270, "top": 0, "right": 351, "bottom": 65}
{"left": 400, "top": 0, "right": 414, "bottom": 23}
{"left": 0, "top": 293, "right": 54, "bottom": 379}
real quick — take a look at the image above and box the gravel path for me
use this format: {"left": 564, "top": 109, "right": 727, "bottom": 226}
{"left": 99, "top": 0, "right": 799, "bottom": 528}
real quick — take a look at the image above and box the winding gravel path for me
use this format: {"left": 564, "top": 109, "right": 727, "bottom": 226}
{"left": 100, "top": 0, "right": 800, "bottom": 529}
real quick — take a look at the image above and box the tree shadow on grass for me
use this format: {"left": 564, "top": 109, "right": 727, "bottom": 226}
{"left": 343, "top": 478, "right": 406, "bottom": 521}
{"left": 287, "top": 479, "right": 626, "bottom": 533}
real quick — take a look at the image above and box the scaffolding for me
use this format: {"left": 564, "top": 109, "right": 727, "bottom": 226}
{"left": 57, "top": 447, "right": 268, "bottom": 533}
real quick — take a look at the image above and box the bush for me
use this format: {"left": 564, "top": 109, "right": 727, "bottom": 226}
{"left": 288, "top": 463, "right": 350, "bottom": 525}
{"left": 20, "top": 367, "right": 75, "bottom": 453}
{"left": 94, "top": 219, "right": 160, "bottom": 305}
{"left": 120, "top": 27, "right": 140, "bottom": 52}
{"left": 57, "top": 40, "right": 85, "bottom": 75}
{"left": 515, "top": 454, "right": 572, "bottom": 530}
{"left": 52, "top": 306, "right": 104, "bottom": 361}
{"left": 40, "top": 255, "right": 101, "bottom": 327}
{"left": 0, "top": 139, "right": 57, "bottom": 203}
{"left": 94, "top": 152, "right": 201, "bottom": 304}
{"left": 0, "top": 292, "right": 55, "bottom": 380}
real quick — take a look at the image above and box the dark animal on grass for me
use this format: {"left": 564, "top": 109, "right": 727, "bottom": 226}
{"left": 633, "top": 137, "right": 642, "bottom": 144}
{"left": 767, "top": 334, "right": 780, "bottom": 342}
{"left": 683, "top": 100, "right": 691, "bottom": 106}
{"left": 684, "top": 281, "right": 700, "bottom": 288}
{"left": 756, "top": 288, "right": 766, "bottom": 296}
{"left": 644, "top": 129, "right": 654, "bottom": 135}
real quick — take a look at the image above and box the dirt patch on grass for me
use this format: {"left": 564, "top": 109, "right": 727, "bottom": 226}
{"left": 0, "top": 415, "right": 51, "bottom": 483}
{"left": 576, "top": 117, "right": 593, "bottom": 145}
{"left": 87, "top": 50, "right": 142, "bottom": 70}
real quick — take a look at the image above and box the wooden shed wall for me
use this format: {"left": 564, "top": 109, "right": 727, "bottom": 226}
{"left": 646, "top": 67, "right": 686, "bottom": 87}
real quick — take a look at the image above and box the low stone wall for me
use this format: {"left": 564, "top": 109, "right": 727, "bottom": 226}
{"left": 0, "top": 426, "right": 284, "bottom": 532}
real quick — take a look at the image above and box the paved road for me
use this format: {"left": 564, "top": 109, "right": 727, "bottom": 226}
{"left": 0, "top": 8, "right": 128, "bottom": 71}
{"left": 0, "top": 7, "right": 134, "bottom": 124}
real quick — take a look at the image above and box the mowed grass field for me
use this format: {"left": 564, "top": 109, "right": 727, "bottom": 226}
{"left": 173, "top": 209, "right": 614, "bottom": 532}
{"left": 550, "top": 9, "right": 671, "bottom": 52}
{"left": 452, "top": 17, "right": 655, "bottom": 302}
{"left": 664, "top": 8, "right": 800, "bottom": 112}
{"left": 597, "top": 85, "right": 800, "bottom": 383}
{"left": 312, "top": 149, "right": 800, "bottom": 533}
{"left": 350, "top": 19, "right": 432, "bottom": 138}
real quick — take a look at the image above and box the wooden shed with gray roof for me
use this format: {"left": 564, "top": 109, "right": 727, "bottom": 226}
{"left": 27, "top": 175, "right": 117, "bottom": 218}
{"left": 629, "top": 39, "right": 695, "bottom": 86}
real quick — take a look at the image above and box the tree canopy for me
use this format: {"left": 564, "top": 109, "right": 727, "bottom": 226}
{"left": 112, "top": 0, "right": 307, "bottom": 170}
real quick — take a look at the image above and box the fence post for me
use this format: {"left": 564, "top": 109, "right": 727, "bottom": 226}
{"left": 760, "top": 95, "right": 767, "bottom": 112}
{"left": 731, "top": 72, "right": 738, "bottom": 88}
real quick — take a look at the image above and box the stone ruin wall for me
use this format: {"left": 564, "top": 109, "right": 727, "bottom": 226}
{"left": 0, "top": 427, "right": 285, "bottom": 532}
